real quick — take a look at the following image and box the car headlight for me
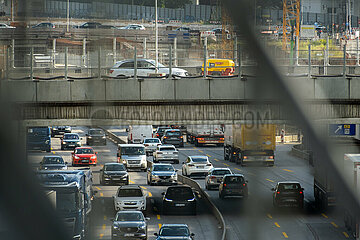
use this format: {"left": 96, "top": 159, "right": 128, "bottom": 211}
{"left": 122, "top": 174, "right": 128, "bottom": 178}
{"left": 102, "top": 136, "right": 106, "bottom": 139}
{"left": 62, "top": 166, "right": 67, "bottom": 170}
{"left": 103, "top": 174, "right": 109, "bottom": 178}
{"left": 43, "top": 167, "right": 48, "bottom": 170}
{"left": 187, "top": 198, "right": 195, "bottom": 202}
{"left": 88, "top": 136, "right": 92, "bottom": 139}
{"left": 75, "top": 156, "right": 80, "bottom": 159}
{"left": 164, "top": 198, "right": 173, "bottom": 202}
{"left": 45, "top": 140, "right": 50, "bottom": 144}
{"left": 65, "top": 127, "right": 71, "bottom": 130}
{"left": 113, "top": 225, "right": 119, "bottom": 230}
{"left": 138, "top": 224, "right": 146, "bottom": 230}
{"left": 91, "top": 156, "right": 96, "bottom": 160}
{"left": 139, "top": 200, "right": 145, "bottom": 205}
{"left": 141, "top": 156, "right": 146, "bottom": 162}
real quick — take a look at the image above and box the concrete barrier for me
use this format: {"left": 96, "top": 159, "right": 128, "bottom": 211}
{"left": 101, "top": 127, "right": 227, "bottom": 240}
{"left": 291, "top": 144, "right": 313, "bottom": 165}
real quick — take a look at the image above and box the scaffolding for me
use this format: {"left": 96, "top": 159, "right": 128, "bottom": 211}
{"left": 282, "top": 0, "right": 300, "bottom": 50}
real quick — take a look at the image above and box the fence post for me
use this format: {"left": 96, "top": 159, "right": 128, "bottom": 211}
{"left": 11, "top": 38, "right": 14, "bottom": 68}
{"left": 203, "top": 37, "right": 208, "bottom": 79}
{"left": 308, "top": 44, "right": 311, "bottom": 76}
{"left": 233, "top": 36, "right": 238, "bottom": 65}
{"left": 82, "top": 38, "right": 86, "bottom": 68}
{"left": 30, "top": 47, "right": 33, "bottom": 81}
{"left": 98, "top": 46, "right": 101, "bottom": 80}
{"left": 238, "top": 42, "right": 242, "bottom": 76}
{"left": 65, "top": 47, "right": 68, "bottom": 81}
{"left": 168, "top": 45, "right": 172, "bottom": 79}
{"left": 173, "top": 37, "right": 177, "bottom": 67}
{"left": 343, "top": 44, "right": 346, "bottom": 77}
{"left": 113, "top": 37, "right": 117, "bottom": 65}
{"left": 52, "top": 39, "right": 56, "bottom": 72}
{"left": 5, "top": 47, "right": 9, "bottom": 79}
{"left": 134, "top": 47, "right": 137, "bottom": 80}
{"left": 357, "top": 36, "right": 359, "bottom": 66}
{"left": 143, "top": 38, "right": 147, "bottom": 59}
{"left": 295, "top": 36, "right": 299, "bottom": 66}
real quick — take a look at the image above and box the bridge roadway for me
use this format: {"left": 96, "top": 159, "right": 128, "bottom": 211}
{"left": 106, "top": 127, "right": 354, "bottom": 240}
{"left": 27, "top": 126, "right": 221, "bottom": 240}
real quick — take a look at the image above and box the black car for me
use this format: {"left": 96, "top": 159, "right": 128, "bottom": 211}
{"left": 161, "top": 129, "right": 184, "bottom": 147}
{"left": 51, "top": 126, "right": 71, "bottom": 137}
{"left": 61, "top": 133, "right": 81, "bottom": 150}
{"left": 162, "top": 186, "right": 196, "bottom": 215}
{"left": 86, "top": 128, "right": 106, "bottom": 145}
{"left": 219, "top": 174, "right": 248, "bottom": 199}
{"left": 272, "top": 181, "right": 304, "bottom": 208}
{"left": 39, "top": 155, "right": 67, "bottom": 170}
{"left": 31, "top": 22, "right": 55, "bottom": 28}
{"left": 74, "top": 22, "right": 102, "bottom": 29}
{"left": 155, "top": 224, "right": 195, "bottom": 240}
{"left": 100, "top": 163, "right": 129, "bottom": 185}
{"left": 154, "top": 126, "right": 172, "bottom": 139}
{"left": 111, "top": 210, "right": 148, "bottom": 240}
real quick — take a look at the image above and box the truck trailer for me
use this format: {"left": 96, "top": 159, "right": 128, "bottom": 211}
{"left": 186, "top": 125, "right": 224, "bottom": 147}
{"left": 224, "top": 124, "right": 276, "bottom": 166}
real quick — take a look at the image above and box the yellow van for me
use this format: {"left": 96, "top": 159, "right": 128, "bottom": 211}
{"left": 201, "top": 59, "right": 235, "bottom": 76}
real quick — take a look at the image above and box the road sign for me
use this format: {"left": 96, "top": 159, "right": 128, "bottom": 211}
{"left": 329, "top": 124, "right": 356, "bottom": 136}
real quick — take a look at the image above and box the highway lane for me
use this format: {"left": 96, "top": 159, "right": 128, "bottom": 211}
{"left": 27, "top": 126, "right": 221, "bottom": 240}
{"left": 106, "top": 127, "right": 353, "bottom": 239}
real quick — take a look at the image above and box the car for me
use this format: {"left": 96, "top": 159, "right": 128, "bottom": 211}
{"left": 119, "top": 24, "right": 145, "bottom": 30}
{"left": 61, "top": 133, "right": 81, "bottom": 150}
{"left": 111, "top": 210, "right": 149, "bottom": 240}
{"left": 147, "top": 163, "right": 178, "bottom": 186}
{"left": 154, "top": 126, "right": 172, "bottom": 139}
{"left": 117, "top": 144, "right": 147, "bottom": 171}
{"left": 153, "top": 145, "right": 179, "bottom": 164}
{"left": 51, "top": 126, "right": 71, "bottom": 137}
{"left": 71, "top": 147, "right": 97, "bottom": 166}
{"left": 39, "top": 155, "right": 68, "bottom": 170}
{"left": 113, "top": 185, "right": 147, "bottom": 211}
{"left": 109, "top": 59, "right": 188, "bottom": 78}
{"left": 143, "top": 138, "right": 161, "bottom": 156}
{"left": 272, "top": 181, "right": 304, "bottom": 208}
{"left": 219, "top": 174, "right": 248, "bottom": 199}
{"left": 86, "top": 128, "right": 106, "bottom": 145}
{"left": 100, "top": 163, "right": 129, "bottom": 185}
{"left": 0, "top": 23, "right": 15, "bottom": 29}
{"left": 74, "top": 22, "right": 102, "bottom": 29}
{"left": 162, "top": 185, "right": 197, "bottom": 215}
{"left": 154, "top": 224, "right": 195, "bottom": 240}
{"left": 211, "top": 27, "right": 229, "bottom": 35}
{"left": 161, "top": 129, "right": 184, "bottom": 147}
{"left": 205, "top": 168, "right": 232, "bottom": 190}
{"left": 182, "top": 156, "right": 213, "bottom": 178}
{"left": 31, "top": 22, "right": 55, "bottom": 28}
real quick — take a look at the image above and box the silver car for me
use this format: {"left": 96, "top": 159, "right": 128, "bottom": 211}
{"left": 205, "top": 168, "right": 232, "bottom": 190}
{"left": 143, "top": 138, "right": 161, "bottom": 156}
{"left": 147, "top": 163, "right": 178, "bottom": 186}
{"left": 111, "top": 211, "right": 149, "bottom": 240}
{"left": 153, "top": 145, "right": 179, "bottom": 164}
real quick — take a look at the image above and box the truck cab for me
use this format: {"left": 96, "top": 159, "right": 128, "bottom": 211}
{"left": 27, "top": 127, "right": 51, "bottom": 152}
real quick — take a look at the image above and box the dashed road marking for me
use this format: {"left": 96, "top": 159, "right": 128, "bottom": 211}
{"left": 235, "top": 168, "right": 241, "bottom": 171}
{"left": 52, "top": 151, "right": 56, "bottom": 154}
{"left": 274, "top": 222, "right": 281, "bottom": 228}
{"left": 158, "top": 224, "right": 162, "bottom": 229}
{"left": 283, "top": 169, "right": 294, "bottom": 173}
{"left": 148, "top": 192, "right": 153, "bottom": 197}
{"left": 266, "top": 178, "right": 275, "bottom": 183}
{"left": 282, "top": 232, "right": 288, "bottom": 238}
{"left": 157, "top": 215, "right": 161, "bottom": 220}
{"left": 267, "top": 214, "right": 273, "bottom": 219}
{"left": 95, "top": 186, "right": 101, "bottom": 191}
{"left": 130, "top": 180, "right": 135, "bottom": 184}
{"left": 248, "top": 172, "right": 255, "bottom": 176}
{"left": 100, "top": 192, "right": 104, "bottom": 197}
{"left": 214, "top": 159, "right": 219, "bottom": 162}
{"left": 206, "top": 154, "right": 212, "bottom": 157}
{"left": 102, "top": 224, "right": 106, "bottom": 230}
{"left": 104, "top": 215, "right": 107, "bottom": 221}
{"left": 99, "top": 233, "right": 104, "bottom": 239}
{"left": 321, "top": 213, "right": 329, "bottom": 219}
{"left": 343, "top": 232, "right": 349, "bottom": 238}
{"left": 331, "top": 222, "right": 338, "bottom": 228}
{"left": 223, "top": 163, "right": 229, "bottom": 167}
{"left": 198, "top": 150, "right": 204, "bottom": 153}
{"left": 140, "top": 186, "right": 147, "bottom": 190}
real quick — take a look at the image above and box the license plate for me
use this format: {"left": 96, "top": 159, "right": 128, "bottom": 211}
{"left": 196, "top": 166, "right": 204, "bottom": 168}
{"left": 69, "top": 145, "right": 75, "bottom": 147}
{"left": 113, "top": 178, "right": 120, "bottom": 180}
{"left": 175, "top": 203, "right": 185, "bottom": 207}
{"left": 82, "top": 160, "right": 89, "bottom": 163}
{"left": 124, "top": 233, "right": 135, "bottom": 237}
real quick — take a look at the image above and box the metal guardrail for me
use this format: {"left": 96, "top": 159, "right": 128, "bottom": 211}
{"left": 101, "top": 127, "right": 227, "bottom": 240}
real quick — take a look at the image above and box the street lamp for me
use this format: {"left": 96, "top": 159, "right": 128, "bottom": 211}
{"left": 155, "top": 0, "right": 158, "bottom": 73}
{"left": 66, "top": 0, "right": 70, "bottom": 32}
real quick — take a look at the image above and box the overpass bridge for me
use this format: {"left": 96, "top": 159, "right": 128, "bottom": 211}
{"left": 3, "top": 75, "right": 360, "bottom": 126}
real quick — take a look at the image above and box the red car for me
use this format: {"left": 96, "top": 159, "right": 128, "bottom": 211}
{"left": 72, "top": 147, "right": 97, "bottom": 166}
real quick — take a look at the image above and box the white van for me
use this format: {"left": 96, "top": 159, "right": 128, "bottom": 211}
{"left": 127, "top": 125, "right": 153, "bottom": 144}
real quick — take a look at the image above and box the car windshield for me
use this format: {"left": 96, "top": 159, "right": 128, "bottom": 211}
{"left": 159, "top": 226, "right": 190, "bottom": 236}
{"left": 165, "top": 131, "right": 181, "bottom": 136}
{"left": 158, "top": 128, "right": 171, "bottom": 133}
{"left": 153, "top": 165, "right": 174, "bottom": 172}
{"left": 148, "top": 60, "right": 165, "bottom": 68}
{"left": 56, "top": 192, "right": 77, "bottom": 213}
{"left": 160, "top": 147, "right": 176, "bottom": 151}
{"left": 278, "top": 183, "right": 301, "bottom": 191}
{"left": 212, "top": 170, "right": 232, "bottom": 175}
{"left": 144, "top": 139, "right": 160, "bottom": 143}
{"left": 89, "top": 130, "right": 103, "bottom": 135}
{"left": 43, "top": 157, "right": 64, "bottom": 164}
{"left": 118, "top": 189, "right": 143, "bottom": 197}
{"left": 115, "top": 212, "right": 144, "bottom": 221}
{"left": 191, "top": 157, "right": 208, "bottom": 162}
{"left": 75, "top": 148, "right": 94, "bottom": 154}
{"left": 224, "top": 176, "right": 244, "bottom": 184}
{"left": 121, "top": 147, "right": 145, "bottom": 155}
{"left": 105, "top": 164, "right": 126, "bottom": 171}
{"left": 28, "top": 127, "right": 49, "bottom": 135}
{"left": 165, "top": 187, "right": 194, "bottom": 201}
{"left": 64, "top": 134, "right": 79, "bottom": 140}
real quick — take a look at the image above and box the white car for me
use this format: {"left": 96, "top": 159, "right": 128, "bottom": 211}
{"left": 113, "top": 185, "right": 147, "bottom": 211}
{"left": 119, "top": 24, "right": 146, "bottom": 30}
{"left": 153, "top": 145, "right": 179, "bottom": 164}
{"left": 182, "top": 155, "right": 213, "bottom": 177}
{"left": 109, "top": 59, "right": 188, "bottom": 77}
{"left": 143, "top": 138, "right": 161, "bottom": 156}
{"left": 0, "top": 23, "right": 15, "bottom": 29}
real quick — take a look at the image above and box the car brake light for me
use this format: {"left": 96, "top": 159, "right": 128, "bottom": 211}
{"left": 220, "top": 138, "right": 224, "bottom": 140}
{"left": 180, "top": 136, "right": 183, "bottom": 138}
{"left": 109, "top": 70, "right": 114, "bottom": 74}
{"left": 243, "top": 156, "right": 248, "bottom": 159}
{"left": 188, "top": 164, "right": 194, "bottom": 167}
{"left": 210, "top": 176, "right": 216, "bottom": 179}
{"left": 233, "top": 152, "right": 236, "bottom": 155}
{"left": 299, "top": 191, "right": 303, "bottom": 194}
{"left": 206, "top": 163, "right": 212, "bottom": 166}
{"left": 243, "top": 183, "right": 246, "bottom": 186}
{"left": 269, "top": 156, "right": 274, "bottom": 159}
{"left": 198, "top": 138, "right": 204, "bottom": 140}
{"left": 144, "top": 144, "right": 149, "bottom": 147}
{"left": 277, "top": 191, "right": 280, "bottom": 194}
{"left": 223, "top": 184, "right": 226, "bottom": 187}
{"left": 157, "top": 143, "right": 161, "bottom": 146}
{"left": 156, "top": 134, "right": 159, "bottom": 137}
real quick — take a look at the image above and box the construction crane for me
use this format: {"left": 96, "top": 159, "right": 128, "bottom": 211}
{"left": 282, "top": 0, "right": 300, "bottom": 50}
{"left": 220, "top": 2, "right": 234, "bottom": 59}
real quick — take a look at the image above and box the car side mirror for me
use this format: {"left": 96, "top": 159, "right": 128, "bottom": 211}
{"left": 301, "top": 188, "right": 304, "bottom": 190}
{"left": 117, "top": 153, "right": 120, "bottom": 157}
{"left": 175, "top": 169, "right": 178, "bottom": 172}
{"left": 100, "top": 169, "right": 103, "bottom": 171}
{"left": 182, "top": 162, "right": 185, "bottom": 164}
{"left": 93, "top": 190, "right": 98, "bottom": 195}
{"left": 85, "top": 134, "right": 88, "bottom": 136}
{"left": 191, "top": 233, "right": 195, "bottom": 236}
{"left": 110, "top": 218, "right": 114, "bottom": 222}
{"left": 95, "top": 152, "right": 98, "bottom": 154}
{"left": 126, "top": 128, "right": 129, "bottom": 132}
{"left": 161, "top": 192, "right": 165, "bottom": 195}
{"left": 80, "top": 137, "right": 83, "bottom": 140}
{"left": 154, "top": 233, "right": 158, "bottom": 236}
{"left": 245, "top": 180, "right": 248, "bottom": 183}
{"left": 71, "top": 152, "right": 74, "bottom": 155}
{"left": 145, "top": 217, "right": 150, "bottom": 221}
{"left": 65, "top": 162, "right": 68, "bottom": 165}
{"left": 271, "top": 188, "right": 275, "bottom": 191}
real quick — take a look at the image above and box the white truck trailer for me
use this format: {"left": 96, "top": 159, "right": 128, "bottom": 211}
{"left": 127, "top": 125, "right": 153, "bottom": 144}
{"left": 186, "top": 125, "right": 224, "bottom": 147}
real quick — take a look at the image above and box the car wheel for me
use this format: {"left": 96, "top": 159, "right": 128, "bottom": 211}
{"left": 46, "top": 147, "right": 51, "bottom": 153}
{"left": 100, "top": 178, "right": 103, "bottom": 185}
{"left": 192, "top": 207, "right": 197, "bottom": 215}
{"left": 219, "top": 192, "right": 225, "bottom": 199}
{"left": 61, "top": 145, "right": 64, "bottom": 150}
{"left": 149, "top": 177, "right": 153, "bottom": 186}
{"left": 205, "top": 184, "right": 209, "bottom": 190}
